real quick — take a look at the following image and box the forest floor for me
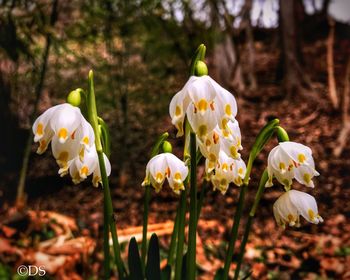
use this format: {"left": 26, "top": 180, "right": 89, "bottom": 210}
{"left": 0, "top": 39, "right": 349, "bottom": 280}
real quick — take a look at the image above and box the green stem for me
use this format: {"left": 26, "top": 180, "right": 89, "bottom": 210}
{"left": 222, "top": 119, "right": 280, "bottom": 280}
{"left": 141, "top": 185, "right": 151, "bottom": 270}
{"left": 222, "top": 183, "right": 247, "bottom": 280}
{"left": 103, "top": 196, "right": 111, "bottom": 279}
{"left": 187, "top": 132, "right": 197, "bottom": 279}
{"left": 99, "top": 152, "right": 125, "bottom": 278}
{"left": 174, "top": 190, "right": 187, "bottom": 280}
{"left": 168, "top": 205, "right": 180, "bottom": 266}
{"left": 196, "top": 180, "right": 208, "bottom": 224}
{"left": 233, "top": 170, "right": 268, "bottom": 280}
{"left": 88, "top": 71, "right": 124, "bottom": 279}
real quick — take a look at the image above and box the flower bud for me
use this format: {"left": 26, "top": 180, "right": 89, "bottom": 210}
{"left": 162, "top": 141, "right": 173, "bottom": 153}
{"left": 194, "top": 61, "right": 208, "bottom": 76}
{"left": 67, "top": 89, "right": 82, "bottom": 107}
{"left": 276, "top": 126, "right": 289, "bottom": 142}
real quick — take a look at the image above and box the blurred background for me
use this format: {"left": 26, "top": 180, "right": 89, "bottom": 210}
{"left": 0, "top": 0, "right": 349, "bottom": 279}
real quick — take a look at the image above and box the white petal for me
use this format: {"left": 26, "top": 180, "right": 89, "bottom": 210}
{"left": 51, "top": 135, "right": 81, "bottom": 175}
{"left": 294, "top": 165, "right": 318, "bottom": 188}
{"left": 32, "top": 105, "right": 57, "bottom": 142}
{"left": 279, "top": 141, "right": 313, "bottom": 165}
{"left": 186, "top": 102, "right": 217, "bottom": 139}
{"left": 50, "top": 104, "right": 83, "bottom": 144}
{"left": 273, "top": 191, "right": 299, "bottom": 227}
{"left": 76, "top": 118, "right": 95, "bottom": 150}
{"left": 289, "top": 190, "right": 323, "bottom": 224}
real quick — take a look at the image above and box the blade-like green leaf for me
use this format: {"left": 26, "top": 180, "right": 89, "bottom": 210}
{"left": 181, "top": 253, "right": 187, "bottom": 279}
{"left": 146, "top": 234, "right": 161, "bottom": 280}
{"left": 161, "top": 264, "right": 171, "bottom": 280}
{"left": 214, "top": 268, "right": 224, "bottom": 280}
{"left": 128, "top": 237, "right": 143, "bottom": 280}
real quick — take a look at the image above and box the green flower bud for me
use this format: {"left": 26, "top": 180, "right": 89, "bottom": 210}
{"left": 276, "top": 126, "right": 290, "bottom": 142}
{"left": 162, "top": 141, "right": 173, "bottom": 153}
{"left": 67, "top": 89, "right": 82, "bottom": 107}
{"left": 194, "top": 61, "right": 208, "bottom": 76}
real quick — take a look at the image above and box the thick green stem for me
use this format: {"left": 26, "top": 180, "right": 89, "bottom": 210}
{"left": 187, "top": 132, "right": 197, "bottom": 279}
{"left": 222, "top": 184, "right": 247, "bottom": 280}
{"left": 233, "top": 170, "right": 268, "bottom": 280}
{"left": 141, "top": 185, "right": 151, "bottom": 270}
{"left": 88, "top": 71, "right": 124, "bottom": 278}
{"left": 222, "top": 119, "right": 280, "bottom": 280}
{"left": 196, "top": 180, "right": 208, "bottom": 224}
{"left": 168, "top": 205, "right": 180, "bottom": 266}
{"left": 103, "top": 197, "right": 111, "bottom": 279}
{"left": 174, "top": 190, "right": 187, "bottom": 280}
{"left": 141, "top": 132, "right": 169, "bottom": 270}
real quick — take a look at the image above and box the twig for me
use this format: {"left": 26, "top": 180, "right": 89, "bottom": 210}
{"left": 327, "top": 17, "right": 339, "bottom": 109}
{"left": 333, "top": 56, "right": 350, "bottom": 157}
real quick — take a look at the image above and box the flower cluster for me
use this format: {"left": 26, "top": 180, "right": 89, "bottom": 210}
{"left": 142, "top": 153, "right": 188, "bottom": 194}
{"left": 267, "top": 141, "right": 323, "bottom": 228}
{"left": 33, "top": 103, "right": 110, "bottom": 186}
{"left": 170, "top": 75, "right": 246, "bottom": 194}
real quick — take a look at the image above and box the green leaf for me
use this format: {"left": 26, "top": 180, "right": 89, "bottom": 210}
{"left": 98, "top": 117, "right": 111, "bottom": 158}
{"left": 161, "top": 264, "right": 171, "bottom": 280}
{"left": 146, "top": 234, "right": 161, "bottom": 280}
{"left": 214, "top": 268, "right": 224, "bottom": 280}
{"left": 128, "top": 237, "right": 143, "bottom": 280}
{"left": 181, "top": 253, "right": 187, "bottom": 279}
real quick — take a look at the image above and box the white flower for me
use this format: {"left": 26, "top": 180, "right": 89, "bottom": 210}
{"left": 209, "top": 151, "right": 246, "bottom": 194}
{"left": 169, "top": 75, "right": 237, "bottom": 138}
{"left": 266, "top": 141, "right": 319, "bottom": 189}
{"left": 219, "top": 120, "right": 242, "bottom": 159}
{"left": 51, "top": 135, "right": 81, "bottom": 176}
{"left": 198, "top": 129, "right": 221, "bottom": 173}
{"left": 33, "top": 103, "right": 94, "bottom": 148}
{"left": 142, "top": 153, "right": 189, "bottom": 194}
{"left": 273, "top": 190, "right": 323, "bottom": 228}
{"left": 32, "top": 103, "right": 108, "bottom": 187}
{"left": 69, "top": 148, "right": 111, "bottom": 187}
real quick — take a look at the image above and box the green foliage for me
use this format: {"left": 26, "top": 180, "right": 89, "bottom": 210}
{"left": 146, "top": 234, "right": 161, "bottom": 280}
{"left": 128, "top": 237, "right": 143, "bottom": 280}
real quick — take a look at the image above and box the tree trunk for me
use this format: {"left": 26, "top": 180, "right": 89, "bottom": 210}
{"left": 242, "top": 0, "right": 257, "bottom": 91}
{"left": 327, "top": 18, "right": 339, "bottom": 109}
{"left": 279, "top": 0, "right": 309, "bottom": 96}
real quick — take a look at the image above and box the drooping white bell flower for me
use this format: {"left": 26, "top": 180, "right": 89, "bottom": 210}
{"left": 49, "top": 103, "right": 83, "bottom": 144}
{"left": 266, "top": 141, "right": 319, "bottom": 189}
{"left": 142, "top": 153, "right": 189, "bottom": 194}
{"left": 69, "top": 148, "right": 111, "bottom": 187}
{"left": 273, "top": 190, "right": 323, "bottom": 228}
{"left": 232, "top": 157, "right": 246, "bottom": 186}
{"left": 219, "top": 120, "right": 243, "bottom": 159}
{"left": 33, "top": 103, "right": 94, "bottom": 149}
{"left": 198, "top": 129, "right": 221, "bottom": 173}
{"left": 169, "top": 75, "right": 237, "bottom": 138}
{"left": 32, "top": 103, "right": 106, "bottom": 187}
{"left": 209, "top": 151, "right": 246, "bottom": 194}
{"left": 51, "top": 135, "right": 81, "bottom": 176}
{"left": 92, "top": 153, "right": 111, "bottom": 187}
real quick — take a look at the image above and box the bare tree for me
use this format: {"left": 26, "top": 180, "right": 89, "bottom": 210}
{"left": 279, "top": 0, "right": 310, "bottom": 96}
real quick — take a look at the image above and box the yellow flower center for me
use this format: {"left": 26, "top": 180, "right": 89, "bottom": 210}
{"left": 36, "top": 123, "right": 44, "bottom": 136}
{"left": 58, "top": 128, "right": 68, "bottom": 140}
{"left": 82, "top": 136, "right": 89, "bottom": 145}
{"left": 197, "top": 99, "right": 208, "bottom": 112}
{"left": 303, "top": 173, "right": 311, "bottom": 184}
{"left": 175, "top": 106, "right": 182, "bottom": 116}
{"left": 298, "top": 153, "right": 306, "bottom": 163}
{"left": 308, "top": 209, "right": 315, "bottom": 221}
{"left": 225, "top": 104, "right": 232, "bottom": 116}
{"left": 198, "top": 125, "right": 207, "bottom": 137}
{"left": 80, "top": 166, "right": 89, "bottom": 176}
